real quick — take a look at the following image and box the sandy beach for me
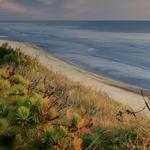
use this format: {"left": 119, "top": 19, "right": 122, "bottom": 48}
{"left": 0, "top": 39, "right": 149, "bottom": 116}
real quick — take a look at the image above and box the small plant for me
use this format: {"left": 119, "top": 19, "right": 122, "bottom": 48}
{"left": 0, "top": 118, "right": 17, "bottom": 147}
{"left": 82, "top": 134, "right": 95, "bottom": 148}
{"left": 30, "top": 93, "right": 43, "bottom": 107}
{"left": 0, "top": 118, "right": 10, "bottom": 132}
{"left": 15, "top": 106, "right": 31, "bottom": 126}
{"left": 0, "top": 102, "right": 8, "bottom": 117}
{"left": 0, "top": 43, "right": 30, "bottom": 66}
{"left": 41, "top": 128, "right": 57, "bottom": 149}
{"left": 113, "top": 128, "right": 142, "bottom": 149}
{"left": 16, "top": 97, "right": 32, "bottom": 108}
{"left": 1, "top": 42, "right": 9, "bottom": 49}
{"left": 30, "top": 106, "right": 40, "bottom": 124}
{"left": 58, "top": 126, "right": 68, "bottom": 137}
{"left": 0, "top": 79, "right": 11, "bottom": 91}
{"left": 10, "top": 75, "right": 27, "bottom": 85}
{"left": 13, "top": 133, "right": 24, "bottom": 149}
{"left": 9, "top": 84, "right": 27, "bottom": 96}
{"left": 0, "top": 127, "right": 17, "bottom": 148}
{"left": 40, "top": 126, "right": 68, "bottom": 149}
{"left": 28, "top": 138, "right": 43, "bottom": 150}
{"left": 71, "top": 113, "right": 81, "bottom": 128}
{"left": 0, "top": 69, "right": 9, "bottom": 79}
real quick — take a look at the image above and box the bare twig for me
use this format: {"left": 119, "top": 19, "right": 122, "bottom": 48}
{"left": 27, "top": 77, "right": 42, "bottom": 96}
{"left": 141, "top": 90, "right": 150, "bottom": 111}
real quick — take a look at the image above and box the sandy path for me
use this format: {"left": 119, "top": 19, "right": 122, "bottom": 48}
{"left": 0, "top": 40, "right": 149, "bottom": 116}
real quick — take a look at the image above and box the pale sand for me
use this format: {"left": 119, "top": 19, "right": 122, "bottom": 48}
{"left": 0, "top": 40, "right": 149, "bottom": 116}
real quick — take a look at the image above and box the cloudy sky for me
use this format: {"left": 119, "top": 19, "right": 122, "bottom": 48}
{"left": 0, "top": 0, "right": 150, "bottom": 20}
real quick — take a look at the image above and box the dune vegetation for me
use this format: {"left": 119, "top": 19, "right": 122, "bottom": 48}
{"left": 0, "top": 42, "right": 150, "bottom": 150}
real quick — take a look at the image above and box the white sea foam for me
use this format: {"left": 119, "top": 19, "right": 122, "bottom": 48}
{"left": 0, "top": 35, "right": 8, "bottom": 38}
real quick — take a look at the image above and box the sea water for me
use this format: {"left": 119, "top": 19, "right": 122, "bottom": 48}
{"left": 0, "top": 21, "right": 150, "bottom": 90}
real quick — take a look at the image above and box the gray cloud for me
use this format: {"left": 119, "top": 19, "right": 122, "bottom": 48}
{"left": 1, "top": 0, "right": 150, "bottom": 20}
{"left": 11, "top": 0, "right": 63, "bottom": 7}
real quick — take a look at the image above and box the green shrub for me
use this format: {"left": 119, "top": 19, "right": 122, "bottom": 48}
{"left": 0, "top": 127, "right": 17, "bottom": 147}
{"left": 0, "top": 69, "right": 8, "bottom": 79}
{"left": 40, "top": 128, "right": 56, "bottom": 149}
{"left": 30, "top": 106, "right": 40, "bottom": 124}
{"left": 0, "top": 44, "right": 31, "bottom": 66}
{"left": 13, "top": 133, "right": 24, "bottom": 149}
{"left": 82, "top": 134, "right": 95, "bottom": 148}
{"left": 0, "top": 118, "right": 17, "bottom": 147}
{"left": 57, "top": 126, "right": 68, "bottom": 137}
{"left": 40, "top": 126, "right": 68, "bottom": 149}
{"left": 0, "top": 118, "right": 10, "bottom": 132}
{"left": 0, "top": 43, "right": 11, "bottom": 62}
{"left": 1, "top": 42, "right": 9, "bottom": 50}
{"left": 9, "top": 84, "right": 27, "bottom": 96}
{"left": 15, "top": 106, "right": 31, "bottom": 126}
{"left": 16, "top": 97, "right": 32, "bottom": 108}
{"left": 0, "top": 102, "right": 8, "bottom": 117}
{"left": 71, "top": 113, "right": 81, "bottom": 128}
{"left": 0, "top": 79, "right": 11, "bottom": 90}
{"left": 28, "top": 138, "right": 44, "bottom": 150}
{"left": 10, "top": 75, "right": 27, "bottom": 85}
{"left": 30, "top": 93, "right": 43, "bottom": 107}
{"left": 113, "top": 128, "right": 142, "bottom": 150}
{"left": 3, "top": 52, "right": 20, "bottom": 66}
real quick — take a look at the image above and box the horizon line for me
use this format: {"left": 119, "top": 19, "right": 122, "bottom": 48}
{"left": 1, "top": 20, "right": 150, "bottom": 22}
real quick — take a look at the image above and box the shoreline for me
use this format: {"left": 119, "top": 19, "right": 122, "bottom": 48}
{"left": 23, "top": 42, "right": 150, "bottom": 96}
{"left": 0, "top": 39, "right": 149, "bottom": 115}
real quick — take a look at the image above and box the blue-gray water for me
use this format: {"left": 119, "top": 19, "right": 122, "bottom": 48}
{"left": 0, "top": 21, "right": 150, "bottom": 90}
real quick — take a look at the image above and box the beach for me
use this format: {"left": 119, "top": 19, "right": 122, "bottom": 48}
{"left": 0, "top": 39, "right": 149, "bottom": 116}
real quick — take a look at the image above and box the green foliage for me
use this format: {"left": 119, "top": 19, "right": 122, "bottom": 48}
{"left": 30, "top": 106, "right": 40, "bottom": 124}
{"left": 0, "top": 127, "right": 17, "bottom": 147}
{"left": 30, "top": 93, "right": 43, "bottom": 107}
{"left": 58, "top": 126, "right": 68, "bottom": 137}
{"left": 91, "top": 125, "right": 115, "bottom": 150}
{"left": 0, "top": 43, "right": 30, "bottom": 67}
{"left": 1, "top": 42, "right": 9, "bottom": 49}
{"left": 112, "top": 128, "right": 142, "bottom": 150}
{"left": 15, "top": 106, "right": 31, "bottom": 126}
{"left": 0, "top": 102, "right": 8, "bottom": 117}
{"left": 10, "top": 74, "right": 27, "bottom": 85}
{"left": 36, "top": 126, "right": 69, "bottom": 149}
{"left": 82, "top": 134, "right": 95, "bottom": 148}
{"left": 13, "top": 133, "right": 24, "bottom": 149}
{"left": 0, "top": 43, "right": 148, "bottom": 150}
{"left": 16, "top": 97, "right": 32, "bottom": 108}
{"left": 71, "top": 113, "right": 81, "bottom": 128}
{"left": 0, "top": 79, "right": 11, "bottom": 92}
{"left": 0, "top": 118, "right": 10, "bottom": 132}
{"left": 40, "top": 128, "right": 57, "bottom": 149}
{"left": 28, "top": 138, "right": 44, "bottom": 150}
{"left": 0, "top": 69, "right": 8, "bottom": 79}
{"left": 9, "top": 84, "right": 27, "bottom": 96}
{"left": 0, "top": 118, "right": 17, "bottom": 147}
{"left": 3, "top": 52, "right": 20, "bottom": 66}
{"left": 0, "top": 43, "right": 11, "bottom": 60}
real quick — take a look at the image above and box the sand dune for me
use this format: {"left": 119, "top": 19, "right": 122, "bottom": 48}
{"left": 0, "top": 40, "right": 149, "bottom": 116}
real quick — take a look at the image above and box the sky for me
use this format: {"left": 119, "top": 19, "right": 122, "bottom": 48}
{"left": 0, "top": 0, "right": 150, "bottom": 20}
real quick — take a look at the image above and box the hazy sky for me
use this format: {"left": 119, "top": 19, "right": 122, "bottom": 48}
{"left": 0, "top": 0, "right": 150, "bottom": 20}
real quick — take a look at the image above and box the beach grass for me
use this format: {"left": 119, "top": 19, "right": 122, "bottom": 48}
{"left": 0, "top": 42, "right": 150, "bottom": 149}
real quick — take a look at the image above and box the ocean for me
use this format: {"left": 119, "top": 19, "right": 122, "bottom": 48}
{"left": 0, "top": 21, "right": 150, "bottom": 90}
